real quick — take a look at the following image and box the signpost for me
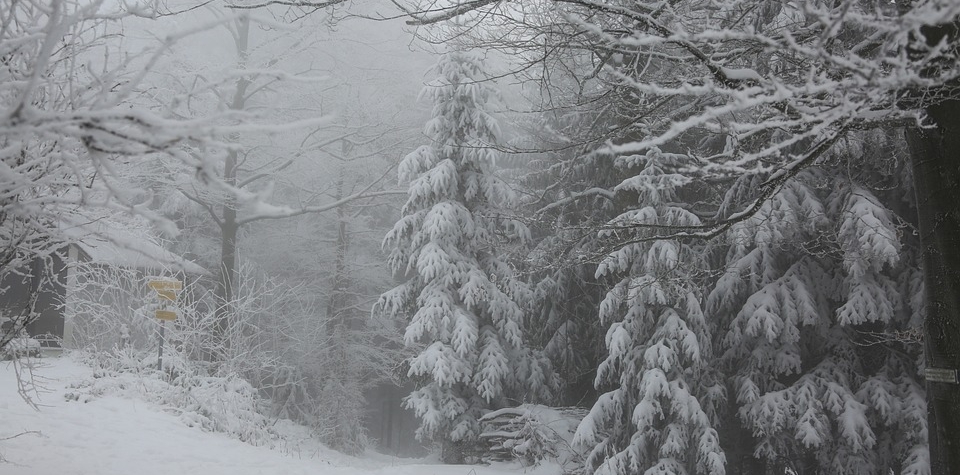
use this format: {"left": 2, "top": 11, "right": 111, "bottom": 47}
{"left": 155, "top": 310, "right": 177, "bottom": 321}
{"left": 149, "top": 280, "right": 182, "bottom": 302}
{"left": 148, "top": 279, "right": 182, "bottom": 371}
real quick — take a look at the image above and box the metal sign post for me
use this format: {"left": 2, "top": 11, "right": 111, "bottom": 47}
{"left": 148, "top": 279, "right": 182, "bottom": 372}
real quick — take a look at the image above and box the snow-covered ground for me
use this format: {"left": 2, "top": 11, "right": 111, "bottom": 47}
{"left": 0, "top": 355, "right": 555, "bottom": 475}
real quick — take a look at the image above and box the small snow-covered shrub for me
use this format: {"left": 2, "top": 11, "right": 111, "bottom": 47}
{"left": 72, "top": 348, "right": 277, "bottom": 446}
{"left": 480, "top": 404, "right": 587, "bottom": 471}
{"left": 176, "top": 373, "right": 272, "bottom": 444}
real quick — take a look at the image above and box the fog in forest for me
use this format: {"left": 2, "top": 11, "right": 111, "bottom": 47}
{"left": 2, "top": 1, "right": 959, "bottom": 474}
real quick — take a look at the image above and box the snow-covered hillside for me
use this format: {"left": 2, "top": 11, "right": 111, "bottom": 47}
{"left": 0, "top": 355, "right": 555, "bottom": 475}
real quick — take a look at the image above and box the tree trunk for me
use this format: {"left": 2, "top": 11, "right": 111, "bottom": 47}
{"left": 215, "top": 213, "right": 237, "bottom": 348}
{"left": 322, "top": 149, "right": 363, "bottom": 452}
{"left": 213, "top": 16, "right": 250, "bottom": 353}
{"left": 906, "top": 95, "right": 960, "bottom": 475}
{"left": 325, "top": 165, "right": 349, "bottom": 333}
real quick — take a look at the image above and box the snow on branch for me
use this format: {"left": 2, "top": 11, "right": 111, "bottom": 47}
{"left": 392, "top": 0, "right": 503, "bottom": 25}
{"left": 596, "top": 124, "right": 849, "bottom": 247}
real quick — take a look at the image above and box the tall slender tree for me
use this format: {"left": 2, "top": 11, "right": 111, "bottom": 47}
{"left": 573, "top": 150, "right": 725, "bottom": 475}
{"left": 378, "top": 50, "right": 553, "bottom": 462}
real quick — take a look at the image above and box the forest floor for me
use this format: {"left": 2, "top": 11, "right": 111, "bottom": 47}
{"left": 0, "top": 354, "right": 555, "bottom": 475}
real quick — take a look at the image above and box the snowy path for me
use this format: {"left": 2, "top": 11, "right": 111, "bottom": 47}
{"left": 0, "top": 356, "right": 545, "bottom": 475}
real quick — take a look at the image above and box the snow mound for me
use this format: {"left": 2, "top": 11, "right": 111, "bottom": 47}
{"left": 1, "top": 354, "right": 566, "bottom": 475}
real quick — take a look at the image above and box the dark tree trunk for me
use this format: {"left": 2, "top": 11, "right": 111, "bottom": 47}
{"left": 906, "top": 95, "right": 960, "bottom": 475}
{"left": 213, "top": 16, "right": 250, "bottom": 352}
{"left": 215, "top": 212, "right": 237, "bottom": 347}
{"left": 322, "top": 150, "right": 363, "bottom": 452}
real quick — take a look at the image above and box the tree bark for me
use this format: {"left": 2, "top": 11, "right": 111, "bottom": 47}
{"left": 906, "top": 95, "right": 960, "bottom": 475}
{"left": 325, "top": 164, "right": 349, "bottom": 334}
{"left": 213, "top": 16, "right": 250, "bottom": 352}
{"left": 215, "top": 213, "right": 237, "bottom": 347}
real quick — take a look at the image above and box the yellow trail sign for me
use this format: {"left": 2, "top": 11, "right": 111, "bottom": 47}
{"left": 149, "top": 280, "right": 182, "bottom": 302}
{"left": 148, "top": 280, "right": 182, "bottom": 291}
{"left": 156, "top": 310, "right": 178, "bottom": 321}
{"left": 156, "top": 290, "right": 177, "bottom": 301}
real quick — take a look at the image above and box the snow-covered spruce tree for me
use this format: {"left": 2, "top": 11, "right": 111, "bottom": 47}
{"left": 573, "top": 149, "right": 725, "bottom": 475}
{"left": 378, "top": 51, "right": 553, "bottom": 462}
{"left": 708, "top": 138, "right": 926, "bottom": 475}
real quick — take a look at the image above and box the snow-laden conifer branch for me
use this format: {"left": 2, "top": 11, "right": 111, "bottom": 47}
{"left": 594, "top": 124, "right": 849, "bottom": 249}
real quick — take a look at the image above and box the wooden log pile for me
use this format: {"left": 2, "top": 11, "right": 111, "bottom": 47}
{"left": 478, "top": 405, "right": 588, "bottom": 466}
